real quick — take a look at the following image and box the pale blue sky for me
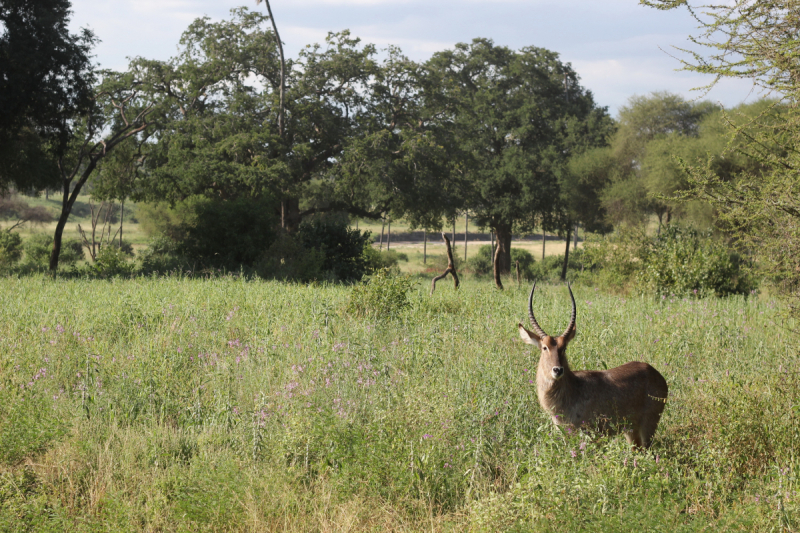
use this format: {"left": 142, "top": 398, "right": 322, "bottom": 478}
{"left": 68, "top": 0, "right": 758, "bottom": 115}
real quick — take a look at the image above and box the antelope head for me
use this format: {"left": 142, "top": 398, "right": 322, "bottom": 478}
{"left": 518, "top": 283, "right": 577, "bottom": 385}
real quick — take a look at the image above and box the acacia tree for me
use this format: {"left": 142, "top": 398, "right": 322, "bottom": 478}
{"left": 425, "top": 39, "right": 607, "bottom": 280}
{"left": 642, "top": 0, "right": 800, "bottom": 315}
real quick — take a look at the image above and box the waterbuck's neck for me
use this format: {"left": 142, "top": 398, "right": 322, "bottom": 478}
{"left": 536, "top": 354, "right": 575, "bottom": 415}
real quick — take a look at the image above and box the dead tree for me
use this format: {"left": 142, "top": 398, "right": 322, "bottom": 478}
{"left": 493, "top": 236, "right": 504, "bottom": 290}
{"left": 430, "top": 233, "right": 460, "bottom": 295}
{"left": 78, "top": 202, "right": 120, "bottom": 261}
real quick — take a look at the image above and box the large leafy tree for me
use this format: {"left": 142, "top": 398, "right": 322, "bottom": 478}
{"left": 642, "top": 0, "right": 800, "bottom": 315}
{"left": 334, "top": 46, "right": 461, "bottom": 232}
{"left": 601, "top": 92, "right": 717, "bottom": 228}
{"left": 0, "top": 0, "right": 95, "bottom": 192}
{"left": 48, "top": 70, "right": 156, "bottom": 270}
{"left": 425, "top": 39, "right": 608, "bottom": 278}
{"left": 134, "top": 9, "right": 387, "bottom": 231}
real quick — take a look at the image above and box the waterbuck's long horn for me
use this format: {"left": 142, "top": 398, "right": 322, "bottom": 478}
{"left": 527, "top": 282, "right": 548, "bottom": 338}
{"left": 560, "top": 282, "right": 577, "bottom": 338}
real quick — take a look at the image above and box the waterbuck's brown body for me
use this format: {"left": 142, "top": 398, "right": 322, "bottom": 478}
{"left": 519, "top": 284, "right": 668, "bottom": 448}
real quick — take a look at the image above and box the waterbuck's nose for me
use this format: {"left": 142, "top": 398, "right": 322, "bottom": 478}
{"left": 552, "top": 366, "right": 564, "bottom": 379}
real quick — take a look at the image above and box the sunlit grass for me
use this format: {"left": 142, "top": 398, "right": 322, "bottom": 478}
{"left": 0, "top": 276, "right": 797, "bottom": 531}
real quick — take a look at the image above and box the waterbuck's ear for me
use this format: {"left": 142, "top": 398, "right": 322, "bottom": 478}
{"left": 518, "top": 324, "right": 542, "bottom": 348}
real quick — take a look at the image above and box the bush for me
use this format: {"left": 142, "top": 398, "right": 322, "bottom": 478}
{"left": 0, "top": 231, "right": 23, "bottom": 266}
{"left": 23, "top": 234, "right": 84, "bottom": 266}
{"left": 296, "top": 217, "right": 372, "bottom": 282}
{"left": 138, "top": 236, "right": 190, "bottom": 274}
{"left": 639, "top": 225, "right": 753, "bottom": 297}
{"left": 582, "top": 226, "right": 753, "bottom": 296}
{"left": 256, "top": 233, "right": 326, "bottom": 282}
{"left": 363, "top": 248, "right": 408, "bottom": 274}
{"left": 180, "top": 197, "right": 278, "bottom": 270}
{"left": 137, "top": 196, "right": 278, "bottom": 271}
{"left": 346, "top": 269, "right": 415, "bottom": 318}
{"left": 85, "top": 245, "right": 134, "bottom": 277}
{"left": 466, "top": 245, "right": 536, "bottom": 279}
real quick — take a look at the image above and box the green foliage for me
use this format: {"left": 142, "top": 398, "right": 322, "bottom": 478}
{"left": 426, "top": 39, "right": 612, "bottom": 271}
{"left": 346, "top": 268, "right": 415, "bottom": 317}
{"left": 179, "top": 197, "right": 278, "bottom": 271}
{"left": 466, "top": 245, "right": 536, "bottom": 280}
{"left": 22, "top": 233, "right": 83, "bottom": 266}
{"left": 0, "top": 0, "right": 96, "bottom": 193}
{"left": 0, "top": 231, "right": 22, "bottom": 266}
{"left": 84, "top": 245, "right": 134, "bottom": 277}
{"left": 296, "top": 217, "right": 372, "bottom": 282}
{"left": 256, "top": 232, "right": 326, "bottom": 282}
{"left": 137, "top": 235, "right": 188, "bottom": 275}
{"left": 532, "top": 249, "right": 587, "bottom": 282}
{"left": 639, "top": 226, "right": 753, "bottom": 297}
{"left": 363, "top": 247, "right": 408, "bottom": 274}
{"left": 582, "top": 226, "right": 753, "bottom": 296}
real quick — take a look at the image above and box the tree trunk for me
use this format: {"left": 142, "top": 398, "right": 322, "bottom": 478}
{"left": 387, "top": 219, "right": 391, "bottom": 250}
{"left": 379, "top": 218, "right": 385, "bottom": 251}
{"left": 573, "top": 223, "right": 578, "bottom": 251}
{"left": 423, "top": 230, "right": 427, "bottom": 264}
{"left": 561, "top": 226, "right": 572, "bottom": 281}
{"left": 494, "top": 224, "right": 512, "bottom": 275}
{"left": 464, "top": 213, "right": 468, "bottom": 262}
{"left": 542, "top": 229, "right": 546, "bottom": 260}
{"left": 50, "top": 162, "right": 98, "bottom": 271}
{"left": 492, "top": 235, "right": 504, "bottom": 290}
{"left": 119, "top": 200, "right": 124, "bottom": 248}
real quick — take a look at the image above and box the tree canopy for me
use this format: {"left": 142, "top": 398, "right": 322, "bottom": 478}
{"left": 0, "top": 0, "right": 95, "bottom": 192}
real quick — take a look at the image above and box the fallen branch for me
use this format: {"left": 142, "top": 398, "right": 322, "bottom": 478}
{"left": 430, "top": 233, "right": 460, "bottom": 295}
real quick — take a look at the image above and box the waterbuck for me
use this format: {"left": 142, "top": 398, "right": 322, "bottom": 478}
{"left": 518, "top": 283, "right": 668, "bottom": 448}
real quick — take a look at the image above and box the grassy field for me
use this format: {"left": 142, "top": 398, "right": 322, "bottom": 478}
{"left": 0, "top": 275, "right": 797, "bottom": 531}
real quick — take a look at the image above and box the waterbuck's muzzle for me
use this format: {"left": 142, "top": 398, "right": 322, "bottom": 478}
{"left": 551, "top": 366, "right": 564, "bottom": 380}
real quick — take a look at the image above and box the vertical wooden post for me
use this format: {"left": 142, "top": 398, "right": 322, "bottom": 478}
{"left": 464, "top": 213, "right": 468, "bottom": 262}
{"left": 574, "top": 223, "right": 579, "bottom": 251}
{"left": 542, "top": 229, "right": 546, "bottom": 260}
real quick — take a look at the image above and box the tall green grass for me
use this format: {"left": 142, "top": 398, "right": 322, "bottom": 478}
{"left": 0, "top": 276, "right": 797, "bottom": 531}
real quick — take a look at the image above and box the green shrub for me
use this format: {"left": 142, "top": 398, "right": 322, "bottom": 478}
{"left": 138, "top": 235, "right": 190, "bottom": 274}
{"left": 23, "top": 233, "right": 84, "bottom": 266}
{"left": 0, "top": 231, "right": 22, "bottom": 266}
{"left": 85, "top": 245, "right": 134, "bottom": 277}
{"left": 296, "top": 217, "right": 372, "bottom": 282}
{"left": 639, "top": 225, "right": 753, "bottom": 297}
{"left": 346, "top": 268, "right": 415, "bottom": 317}
{"left": 582, "top": 226, "right": 754, "bottom": 296}
{"left": 466, "top": 245, "right": 536, "bottom": 279}
{"left": 137, "top": 196, "right": 278, "bottom": 271}
{"left": 364, "top": 248, "right": 408, "bottom": 274}
{"left": 256, "top": 232, "right": 326, "bottom": 282}
{"left": 180, "top": 197, "right": 278, "bottom": 270}
{"left": 531, "top": 248, "right": 587, "bottom": 282}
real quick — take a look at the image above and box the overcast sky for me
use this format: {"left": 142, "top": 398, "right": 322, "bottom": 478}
{"left": 67, "top": 0, "right": 758, "bottom": 116}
